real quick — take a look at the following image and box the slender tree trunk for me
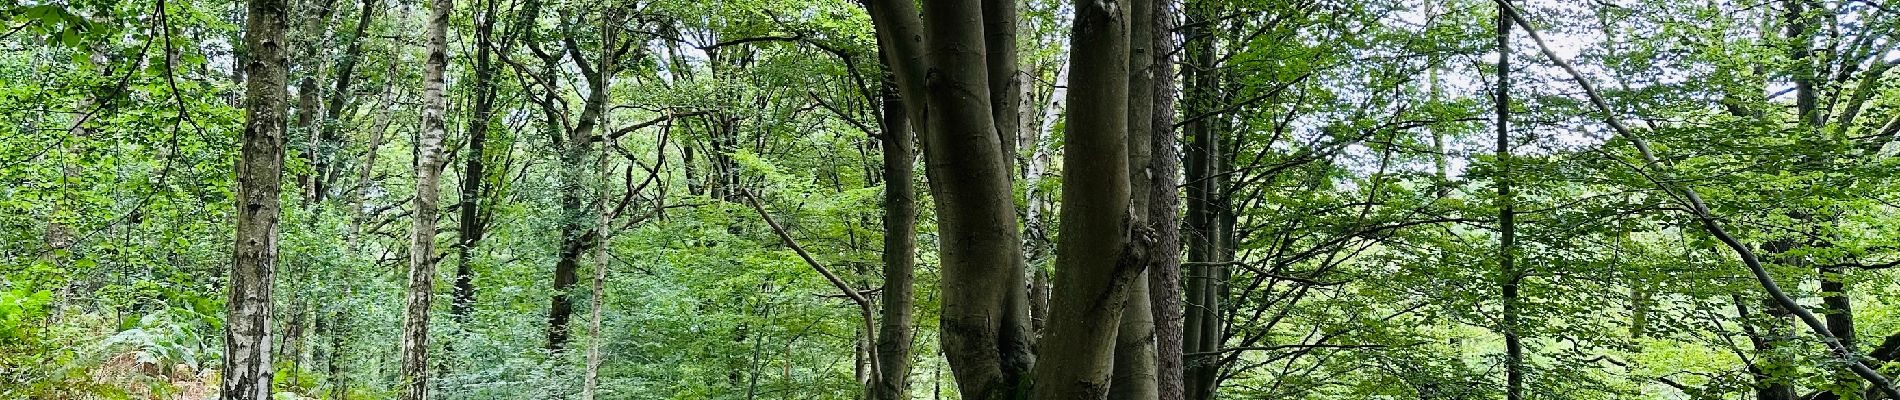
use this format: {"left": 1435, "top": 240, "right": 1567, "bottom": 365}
{"left": 581, "top": 110, "right": 612, "bottom": 400}
{"left": 292, "top": 0, "right": 336, "bottom": 203}
{"left": 1147, "top": 0, "right": 1184, "bottom": 395}
{"left": 316, "top": 0, "right": 376, "bottom": 202}
{"left": 1495, "top": 5, "right": 1524, "bottom": 399}
{"left": 1181, "top": 0, "right": 1224, "bottom": 395}
{"left": 872, "top": 55, "right": 918, "bottom": 400}
{"left": 223, "top": 0, "right": 290, "bottom": 396}
{"left": 397, "top": 0, "right": 451, "bottom": 396}
{"left": 1110, "top": 0, "right": 1161, "bottom": 395}
{"left": 452, "top": 0, "right": 500, "bottom": 328}
{"left": 1028, "top": 0, "right": 1135, "bottom": 395}
{"left": 548, "top": 16, "right": 615, "bottom": 351}
{"left": 280, "top": 0, "right": 337, "bottom": 377}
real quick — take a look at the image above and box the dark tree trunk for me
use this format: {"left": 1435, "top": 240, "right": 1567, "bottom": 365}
{"left": 451, "top": 0, "right": 501, "bottom": 328}
{"left": 1495, "top": 6, "right": 1525, "bottom": 400}
{"left": 1110, "top": 0, "right": 1161, "bottom": 395}
{"left": 1145, "top": 0, "right": 1185, "bottom": 395}
{"left": 872, "top": 50, "right": 919, "bottom": 400}
{"left": 1181, "top": 0, "right": 1225, "bottom": 396}
{"left": 1029, "top": 0, "right": 1135, "bottom": 395}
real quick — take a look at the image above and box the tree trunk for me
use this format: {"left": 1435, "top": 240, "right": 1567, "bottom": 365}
{"left": 1028, "top": 0, "right": 1134, "bottom": 395}
{"left": 223, "top": 0, "right": 290, "bottom": 396}
{"left": 1110, "top": 0, "right": 1161, "bottom": 395}
{"left": 1181, "top": 0, "right": 1224, "bottom": 395}
{"left": 452, "top": 0, "right": 500, "bottom": 328}
{"left": 1495, "top": 6, "right": 1525, "bottom": 400}
{"left": 865, "top": 0, "right": 1035, "bottom": 395}
{"left": 581, "top": 106, "right": 612, "bottom": 400}
{"left": 547, "top": 13, "right": 615, "bottom": 351}
{"left": 315, "top": 0, "right": 376, "bottom": 203}
{"left": 872, "top": 55, "right": 919, "bottom": 400}
{"left": 397, "top": 0, "right": 450, "bottom": 396}
{"left": 1147, "top": 0, "right": 1185, "bottom": 396}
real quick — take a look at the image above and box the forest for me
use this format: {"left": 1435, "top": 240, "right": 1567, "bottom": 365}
{"left": 5, "top": 0, "right": 1900, "bottom": 398}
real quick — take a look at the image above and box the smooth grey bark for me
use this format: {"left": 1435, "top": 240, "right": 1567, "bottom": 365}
{"left": 1027, "top": 0, "right": 1135, "bottom": 395}
{"left": 864, "top": 0, "right": 1036, "bottom": 396}
{"left": 222, "top": 0, "right": 290, "bottom": 396}
{"left": 1110, "top": 0, "right": 1160, "bottom": 394}
{"left": 872, "top": 54, "right": 918, "bottom": 400}
{"left": 396, "top": 0, "right": 450, "bottom": 396}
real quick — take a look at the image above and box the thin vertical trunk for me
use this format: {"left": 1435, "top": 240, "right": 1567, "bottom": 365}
{"left": 1110, "top": 0, "right": 1160, "bottom": 394}
{"left": 223, "top": 0, "right": 290, "bottom": 396}
{"left": 1495, "top": 6, "right": 1524, "bottom": 400}
{"left": 581, "top": 109, "right": 612, "bottom": 400}
{"left": 315, "top": 0, "right": 376, "bottom": 203}
{"left": 1147, "top": 0, "right": 1185, "bottom": 395}
{"left": 1181, "top": 0, "right": 1224, "bottom": 396}
{"left": 396, "top": 0, "right": 451, "bottom": 396}
{"left": 548, "top": 13, "right": 616, "bottom": 351}
{"left": 1028, "top": 0, "right": 1134, "bottom": 395}
{"left": 281, "top": 0, "right": 337, "bottom": 375}
{"left": 451, "top": 0, "right": 500, "bottom": 328}
{"left": 872, "top": 54, "right": 919, "bottom": 400}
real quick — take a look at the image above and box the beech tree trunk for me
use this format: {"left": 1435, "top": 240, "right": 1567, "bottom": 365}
{"left": 222, "top": 0, "right": 290, "bottom": 396}
{"left": 872, "top": 53, "right": 918, "bottom": 400}
{"left": 1028, "top": 0, "right": 1135, "bottom": 395}
{"left": 396, "top": 0, "right": 451, "bottom": 396}
{"left": 1181, "top": 0, "right": 1226, "bottom": 395}
{"left": 1109, "top": 0, "right": 1160, "bottom": 395}
{"left": 865, "top": 0, "right": 1036, "bottom": 396}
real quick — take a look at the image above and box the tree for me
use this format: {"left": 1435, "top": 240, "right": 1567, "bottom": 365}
{"left": 1493, "top": 5, "right": 1523, "bottom": 399}
{"left": 223, "top": 0, "right": 291, "bottom": 396}
{"left": 872, "top": 51, "right": 919, "bottom": 400}
{"left": 396, "top": 0, "right": 451, "bottom": 396}
{"left": 864, "top": 0, "right": 1036, "bottom": 396}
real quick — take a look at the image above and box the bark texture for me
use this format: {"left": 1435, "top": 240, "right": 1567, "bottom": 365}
{"left": 1146, "top": 0, "right": 1186, "bottom": 396}
{"left": 223, "top": 0, "right": 290, "bottom": 397}
{"left": 1110, "top": 0, "right": 1161, "bottom": 395}
{"left": 1027, "top": 0, "right": 1135, "bottom": 395}
{"left": 873, "top": 60, "right": 918, "bottom": 400}
{"left": 865, "top": 0, "right": 1037, "bottom": 396}
{"left": 397, "top": 0, "right": 451, "bottom": 396}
